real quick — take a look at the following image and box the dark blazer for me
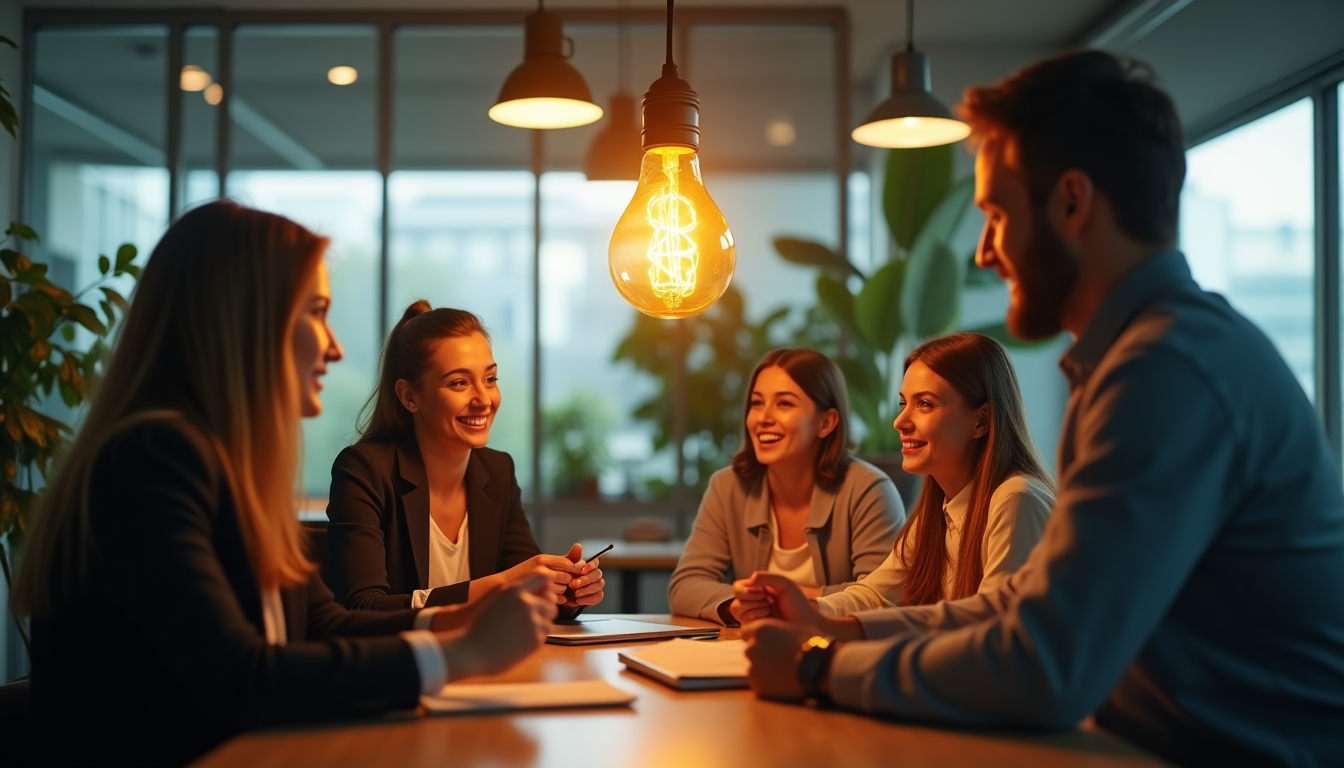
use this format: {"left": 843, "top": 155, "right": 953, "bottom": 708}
{"left": 326, "top": 438, "right": 542, "bottom": 610}
{"left": 30, "top": 416, "right": 424, "bottom": 768}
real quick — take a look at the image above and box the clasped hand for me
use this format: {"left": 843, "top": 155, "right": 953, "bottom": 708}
{"left": 513, "top": 542, "right": 605, "bottom": 608}
{"left": 733, "top": 572, "right": 864, "bottom": 703}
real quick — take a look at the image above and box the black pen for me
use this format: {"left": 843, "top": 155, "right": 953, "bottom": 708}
{"left": 561, "top": 544, "right": 614, "bottom": 623}
{"left": 582, "top": 543, "right": 614, "bottom": 566}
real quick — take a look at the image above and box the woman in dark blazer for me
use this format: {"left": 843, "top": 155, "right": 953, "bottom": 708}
{"left": 11, "top": 202, "right": 554, "bottom": 767}
{"left": 327, "top": 302, "right": 605, "bottom": 614}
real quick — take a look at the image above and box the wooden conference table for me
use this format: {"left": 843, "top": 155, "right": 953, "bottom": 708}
{"left": 193, "top": 615, "right": 1165, "bottom": 768}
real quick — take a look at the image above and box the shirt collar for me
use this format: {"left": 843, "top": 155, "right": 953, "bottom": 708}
{"left": 1059, "top": 250, "right": 1191, "bottom": 389}
{"left": 942, "top": 482, "right": 971, "bottom": 533}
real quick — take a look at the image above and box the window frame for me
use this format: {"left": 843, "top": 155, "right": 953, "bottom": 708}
{"left": 18, "top": 7, "right": 855, "bottom": 513}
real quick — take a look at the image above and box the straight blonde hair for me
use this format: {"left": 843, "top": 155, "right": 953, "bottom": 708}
{"left": 13, "top": 201, "right": 325, "bottom": 617}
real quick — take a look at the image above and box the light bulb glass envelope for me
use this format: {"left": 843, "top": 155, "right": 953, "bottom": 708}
{"left": 609, "top": 147, "right": 735, "bottom": 319}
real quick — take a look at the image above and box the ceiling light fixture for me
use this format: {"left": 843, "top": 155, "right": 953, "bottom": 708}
{"left": 606, "top": 0, "right": 735, "bottom": 319}
{"left": 584, "top": 0, "right": 642, "bottom": 181}
{"left": 180, "top": 65, "right": 211, "bottom": 92}
{"left": 852, "top": 0, "right": 970, "bottom": 148}
{"left": 489, "top": 0, "right": 603, "bottom": 130}
{"left": 328, "top": 66, "right": 358, "bottom": 86}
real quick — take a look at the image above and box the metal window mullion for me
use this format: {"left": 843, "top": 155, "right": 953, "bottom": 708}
{"left": 166, "top": 22, "right": 183, "bottom": 220}
{"left": 377, "top": 22, "right": 392, "bottom": 345}
{"left": 216, "top": 23, "right": 232, "bottom": 198}
{"left": 532, "top": 129, "right": 544, "bottom": 503}
{"left": 1316, "top": 83, "right": 1342, "bottom": 460}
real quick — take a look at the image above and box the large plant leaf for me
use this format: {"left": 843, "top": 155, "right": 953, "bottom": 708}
{"left": 815, "top": 274, "right": 860, "bottom": 340}
{"left": 903, "top": 241, "right": 965, "bottom": 339}
{"left": 907, "top": 175, "right": 976, "bottom": 267}
{"left": 883, "top": 144, "right": 953, "bottom": 251}
{"left": 854, "top": 259, "right": 905, "bottom": 355}
{"left": 5, "top": 222, "right": 41, "bottom": 244}
{"left": 772, "top": 237, "right": 863, "bottom": 279}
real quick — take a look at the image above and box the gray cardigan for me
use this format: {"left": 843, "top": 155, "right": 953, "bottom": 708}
{"left": 668, "top": 458, "right": 905, "bottom": 623}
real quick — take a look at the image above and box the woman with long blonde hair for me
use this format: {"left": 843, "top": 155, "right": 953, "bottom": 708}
{"left": 731, "top": 332, "right": 1054, "bottom": 626}
{"left": 12, "top": 201, "right": 554, "bottom": 767}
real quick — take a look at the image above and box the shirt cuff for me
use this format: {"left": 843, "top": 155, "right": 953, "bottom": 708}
{"left": 401, "top": 629, "right": 448, "bottom": 695}
{"left": 413, "top": 605, "right": 451, "bottom": 630}
{"left": 828, "top": 637, "right": 903, "bottom": 713}
{"left": 411, "top": 588, "right": 431, "bottom": 610}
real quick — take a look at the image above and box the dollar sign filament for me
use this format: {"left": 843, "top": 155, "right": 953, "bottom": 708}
{"left": 645, "top": 152, "right": 699, "bottom": 309}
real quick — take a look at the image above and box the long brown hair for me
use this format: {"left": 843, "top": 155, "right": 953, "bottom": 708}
{"left": 730, "top": 348, "right": 852, "bottom": 490}
{"left": 896, "top": 332, "right": 1052, "bottom": 605}
{"left": 13, "top": 201, "right": 326, "bottom": 616}
{"left": 358, "top": 301, "right": 490, "bottom": 444}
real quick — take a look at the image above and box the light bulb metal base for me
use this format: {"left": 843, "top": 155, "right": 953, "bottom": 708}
{"left": 641, "top": 63, "right": 700, "bottom": 152}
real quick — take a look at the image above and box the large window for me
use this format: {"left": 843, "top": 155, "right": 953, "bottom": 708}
{"left": 24, "top": 12, "right": 852, "bottom": 506}
{"left": 29, "top": 26, "right": 169, "bottom": 296}
{"left": 1182, "top": 98, "right": 1316, "bottom": 398}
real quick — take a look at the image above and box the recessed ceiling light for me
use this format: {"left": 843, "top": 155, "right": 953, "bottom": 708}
{"left": 203, "top": 83, "right": 223, "bottom": 105}
{"left": 180, "top": 65, "right": 211, "bottom": 92}
{"left": 328, "top": 66, "right": 358, "bottom": 86}
{"left": 766, "top": 120, "right": 796, "bottom": 147}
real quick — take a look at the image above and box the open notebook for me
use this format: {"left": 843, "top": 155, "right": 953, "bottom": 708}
{"left": 618, "top": 638, "right": 749, "bottom": 690}
{"left": 547, "top": 617, "right": 720, "bottom": 646}
{"left": 422, "top": 679, "right": 635, "bottom": 715}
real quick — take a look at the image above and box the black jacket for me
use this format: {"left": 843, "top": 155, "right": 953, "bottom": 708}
{"left": 30, "top": 417, "right": 423, "bottom": 768}
{"left": 325, "top": 439, "right": 541, "bottom": 610}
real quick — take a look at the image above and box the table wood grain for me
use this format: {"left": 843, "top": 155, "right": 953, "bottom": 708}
{"left": 193, "top": 615, "right": 1166, "bottom": 768}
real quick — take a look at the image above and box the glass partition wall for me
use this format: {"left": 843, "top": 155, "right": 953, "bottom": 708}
{"left": 21, "top": 10, "right": 854, "bottom": 523}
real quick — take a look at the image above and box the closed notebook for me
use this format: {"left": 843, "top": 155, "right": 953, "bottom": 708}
{"left": 618, "top": 638, "right": 749, "bottom": 690}
{"left": 547, "top": 617, "right": 719, "bottom": 646}
{"left": 421, "top": 679, "right": 635, "bottom": 715}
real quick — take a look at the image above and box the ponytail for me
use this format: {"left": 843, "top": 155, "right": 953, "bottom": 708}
{"left": 358, "top": 301, "right": 490, "bottom": 443}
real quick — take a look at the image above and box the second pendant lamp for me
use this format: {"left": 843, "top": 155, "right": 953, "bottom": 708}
{"left": 852, "top": 0, "right": 970, "bottom": 149}
{"left": 585, "top": 0, "right": 642, "bottom": 181}
{"left": 489, "top": 0, "right": 603, "bottom": 130}
{"left": 607, "top": 0, "right": 736, "bottom": 320}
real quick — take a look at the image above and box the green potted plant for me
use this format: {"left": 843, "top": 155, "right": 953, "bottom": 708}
{"left": 1, "top": 34, "right": 141, "bottom": 653}
{"left": 543, "top": 390, "right": 616, "bottom": 499}
{"left": 611, "top": 284, "right": 792, "bottom": 497}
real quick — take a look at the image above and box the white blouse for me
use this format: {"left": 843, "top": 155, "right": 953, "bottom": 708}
{"left": 766, "top": 520, "right": 819, "bottom": 587}
{"left": 815, "top": 474, "right": 1054, "bottom": 615}
{"left": 411, "top": 513, "right": 471, "bottom": 609}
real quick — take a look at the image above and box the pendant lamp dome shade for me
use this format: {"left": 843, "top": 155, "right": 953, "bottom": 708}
{"left": 489, "top": 6, "right": 603, "bottom": 130}
{"left": 585, "top": 93, "right": 642, "bottom": 180}
{"left": 852, "top": 1, "right": 969, "bottom": 149}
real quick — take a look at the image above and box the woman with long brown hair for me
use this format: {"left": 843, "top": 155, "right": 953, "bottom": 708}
{"left": 325, "top": 301, "right": 604, "bottom": 617}
{"left": 731, "top": 332, "right": 1054, "bottom": 624}
{"left": 11, "top": 202, "right": 555, "bottom": 767}
{"left": 669, "top": 347, "right": 904, "bottom": 624}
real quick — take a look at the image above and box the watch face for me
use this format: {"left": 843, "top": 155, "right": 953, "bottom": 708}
{"left": 797, "top": 636, "right": 837, "bottom": 698}
{"left": 803, "top": 636, "right": 832, "bottom": 652}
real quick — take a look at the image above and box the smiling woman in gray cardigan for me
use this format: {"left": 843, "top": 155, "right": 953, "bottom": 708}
{"left": 668, "top": 349, "right": 905, "bottom": 624}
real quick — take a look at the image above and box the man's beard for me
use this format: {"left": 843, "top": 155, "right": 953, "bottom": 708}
{"left": 1006, "top": 210, "right": 1079, "bottom": 340}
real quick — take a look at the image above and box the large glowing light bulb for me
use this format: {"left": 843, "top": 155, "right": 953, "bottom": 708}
{"left": 609, "top": 146, "right": 735, "bottom": 319}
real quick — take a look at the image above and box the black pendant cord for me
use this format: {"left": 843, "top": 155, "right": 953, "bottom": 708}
{"left": 906, "top": 0, "right": 915, "bottom": 52}
{"left": 666, "top": 0, "right": 675, "bottom": 66}
{"left": 618, "top": 0, "right": 629, "bottom": 93}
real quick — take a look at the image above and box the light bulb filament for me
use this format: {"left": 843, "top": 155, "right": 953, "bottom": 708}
{"left": 645, "top": 153, "right": 699, "bottom": 309}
